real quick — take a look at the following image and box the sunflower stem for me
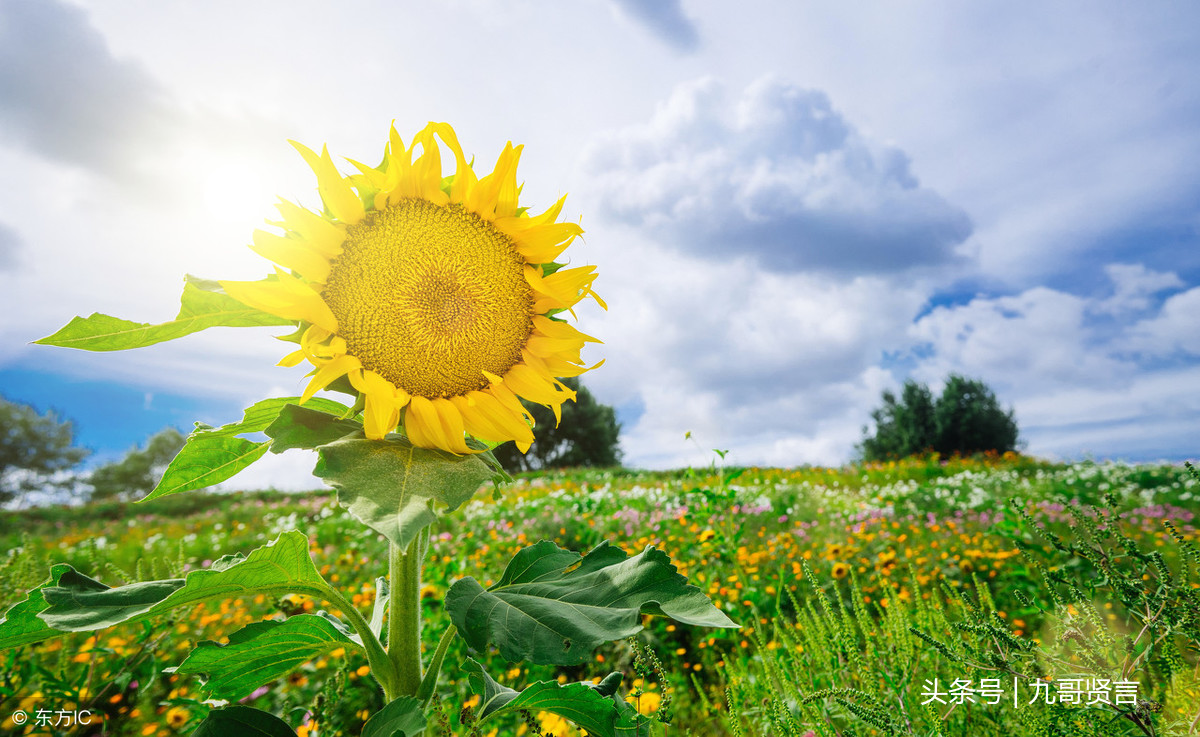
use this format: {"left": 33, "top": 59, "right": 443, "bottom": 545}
{"left": 388, "top": 528, "right": 428, "bottom": 698}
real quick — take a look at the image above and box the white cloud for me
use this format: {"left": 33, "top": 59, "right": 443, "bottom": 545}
{"left": 1094, "top": 263, "right": 1185, "bottom": 317}
{"left": 909, "top": 287, "right": 1131, "bottom": 388}
{"left": 0, "top": 0, "right": 169, "bottom": 178}
{"left": 581, "top": 77, "right": 972, "bottom": 274}
{"left": 1124, "top": 286, "right": 1200, "bottom": 357}
{"left": 215, "top": 449, "right": 328, "bottom": 493}
{"left": 582, "top": 234, "right": 929, "bottom": 467}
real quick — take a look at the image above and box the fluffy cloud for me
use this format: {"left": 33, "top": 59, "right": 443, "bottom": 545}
{"left": 1125, "top": 286, "right": 1200, "bottom": 358}
{"left": 1094, "top": 263, "right": 1185, "bottom": 317}
{"left": 0, "top": 0, "right": 170, "bottom": 177}
{"left": 581, "top": 77, "right": 972, "bottom": 274}
{"left": 608, "top": 0, "right": 700, "bottom": 52}
{"left": 581, "top": 235, "right": 930, "bottom": 468}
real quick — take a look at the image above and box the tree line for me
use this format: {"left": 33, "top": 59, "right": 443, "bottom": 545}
{"left": 1, "top": 373, "right": 1019, "bottom": 504}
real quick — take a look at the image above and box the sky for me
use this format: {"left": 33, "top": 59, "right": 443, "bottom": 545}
{"left": 0, "top": 0, "right": 1198, "bottom": 489}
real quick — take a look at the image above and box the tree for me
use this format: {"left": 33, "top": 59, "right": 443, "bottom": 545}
{"left": 0, "top": 395, "right": 89, "bottom": 505}
{"left": 492, "top": 377, "right": 622, "bottom": 473}
{"left": 89, "top": 427, "right": 187, "bottom": 502}
{"left": 859, "top": 374, "right": 1019, "bottom": 461}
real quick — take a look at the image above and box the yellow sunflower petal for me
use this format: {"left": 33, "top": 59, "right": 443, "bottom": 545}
{"left": 504, "top": 364, "right": 574, "bottom": 412}
{"left": 508, "top": 221, "right": 582, "bottom": 264}
{"left": 249, "top": 230, "right": 331, "bottom": 283}
{"left": 410, "top": 125, "right": 449, "bottom": 204}
{"left": 430, "top": 123, "right": 477, "bottom": 204}
{"left": 349, "top": 369, "right": 411, "bottom": 439}
{"left": 301, "top": 354, "right": 361, "bottom": 403}
{"left": 495, "top": 194, "right": 567, "bottom": 234}
{"left": 432, "top": 398, "right": 471, "bottom": 454}
{"left": 290, "top": 141, "right": 366, "bottom": 224}
{"left": 405, "top": 396, "right": 452, "bottom": 451}
{"left": 221, "top": 270, "right": 338, "bottom": 333}
{"left": 476, "top": 391, "right": 536, "bottom": 443}
{"left": 466, "top": 142, "right": 522, "bottom": 218}
{"left": 272, "top": 199, "right": 346, "bottom": 259}
{"left": 451, "top": 395, "right": 506, "bottom": 443}
{"left": 278, "top": 348, "right": 306, "bottom": 367}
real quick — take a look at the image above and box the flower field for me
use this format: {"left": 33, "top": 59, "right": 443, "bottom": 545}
{"left": 1, "top": 454, "right": 1197, "bottom": 736}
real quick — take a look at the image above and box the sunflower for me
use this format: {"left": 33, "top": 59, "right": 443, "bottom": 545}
{"left": 221, "top": 123, "right": 603, "bottom": 454}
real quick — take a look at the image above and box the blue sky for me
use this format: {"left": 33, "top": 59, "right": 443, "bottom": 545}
{"left": 0, "top": 0, "right": 1197, "bottom": 487}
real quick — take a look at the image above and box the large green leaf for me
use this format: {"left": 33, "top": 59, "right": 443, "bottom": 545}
{"left": 38, "top": 531, "right": 327, "bottom": 631}
{"left": 143, "top": 396, "right": 356, "bottom": 503}
{"left": 190, "top": 705, "right": 298, "bottom": 737}
{"left": 172, "top": 613, "right": 362, "bottom": 701}
{"left": 265, "top": 404, "right": 361, "bottom": 453}
{"left": 35, "top": 276, "right": 291, "bottom": 351}
{"left": 199, "top": 396, "right": 352, "bottom": 437}
{"left": 462, "top": 659, "right": 648, "bottom": 737}
{"left": 141, "top": 434, "right": 270, "bottom": 503}
{"left": 446, "top": 541, "right": 737, "bottom": 665}
{"left": 313, "top": 436, "right": 493, "bottom": 550}
{"left": 0, "top": 564, "right": 73, "bottom": 649}
{"left": 361, "top": 696, "right": 426, "bottom": 737}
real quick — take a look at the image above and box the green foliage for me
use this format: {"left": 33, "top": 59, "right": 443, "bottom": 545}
{"left": 446, "top": 540, "right": 737, "bottom": 665}
{"left": 33, "top": 276, "right": 290, "bottom": 352}
{"left": 721, "top": 481, "right": 1199, "bottom": 736}
{"left": 361, "top": 696, "right": 426, "bottom": 737}
{"left": 191, "top": 705, "right": 300, "bottom": 737}
{"left": 861, "top": 374, "right": 1019, "bottom": 460}
{"left": 0, "top": 394, "right": 89, "bottom": 505}
{"left": 462, "top": 658, "right": 650, "bottom": 736}
{"left": 172, "top": 613, "right": 363, "bottom": 701}
{"left": 6, "top": 450, "right": 1193, "bottom": 736}
{"left": 312, "top": 434, "right": 496, "bottom": 550}
{"left": 0, "top": 531, "right": 328, "bottom": 645}
{"left": 89, "top": 427, "right": 186, "bottom": 502}
{"left": 493, "top": 377, "right": 622, "bottom": 472}
{"left": 138, "top": 396, "right": 352, "bottom": 503}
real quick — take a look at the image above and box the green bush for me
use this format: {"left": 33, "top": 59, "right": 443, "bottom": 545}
{"left": 89, "top": 427, "right": 186, "bottom": 502}
{"left": 861, "top": 374, "right": 1019, "bottom": 461}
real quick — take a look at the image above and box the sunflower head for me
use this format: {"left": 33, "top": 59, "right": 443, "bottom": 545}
{"left": 222, "top": 123, "right": 604, "bottom": 454}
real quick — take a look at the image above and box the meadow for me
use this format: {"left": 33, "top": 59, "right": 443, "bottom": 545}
{"left": 0, "top": 454, "right": 1197, "bottom": 737}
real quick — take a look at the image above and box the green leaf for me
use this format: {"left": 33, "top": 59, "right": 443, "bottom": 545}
{"left": 202, "top": 396, "right": 352, "bottom": 438}
{"left": 361, "top": 696, "right": 426, "bottom": 737}
{"left": 265, "top": 404, "right": 362, "bottom": 453}
{"left": 313, "top": 436, "right": 493, "bottom": 550}
{"left": 39, "top": 531, "right": 327, "bottom": 631}
{"left": 190, "top": 705, "right": 298, "bottom": 737}
{"left": 35, "top": 275, "right": 292, "bottom": 352}
{"left": 0, "top": 564, "right": 73, "bottom": 649}
{"left": 143, "top": 396, "right": 355, "bottom": 503}
{"left": 463, "top": 659, "right": 648, "bottom": 737}
{"left": 139, "top": 434, "right": 270, "bottom": 503}
{"left": 446, "top": 541, "right": 737, "bottom": 665}
{"left": 173, "top": 613, "right": 362, "bottom": 701}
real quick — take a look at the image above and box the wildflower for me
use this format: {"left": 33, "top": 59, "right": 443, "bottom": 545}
{"left": 832, "top": 562, "right": 850, "bottom": 579}
{"left": 165, "top": 707, "right": 189, "bottom": 729}
{"left": 222, "top": 123, "right": 604, "bottom": 453}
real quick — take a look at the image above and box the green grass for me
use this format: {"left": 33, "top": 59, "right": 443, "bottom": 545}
{"left": 0, "top": 455, "right": 1197, "bottom": 736}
